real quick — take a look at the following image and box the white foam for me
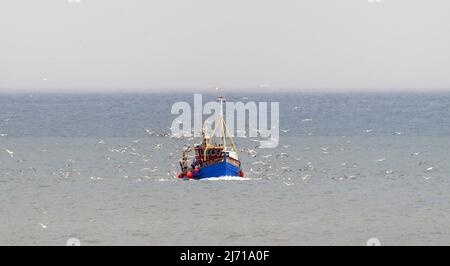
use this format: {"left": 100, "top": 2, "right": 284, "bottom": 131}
{"left": 200, "top": 176, "right": 252, "bottom": 181}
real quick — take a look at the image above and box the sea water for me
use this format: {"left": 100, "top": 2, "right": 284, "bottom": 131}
{"left": 1, "top": 92, "right": 450, "bottom": 245}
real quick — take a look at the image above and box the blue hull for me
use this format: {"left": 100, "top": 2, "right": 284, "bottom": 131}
{"left": 193, "top": 160, "right": 240, "bottom": 179}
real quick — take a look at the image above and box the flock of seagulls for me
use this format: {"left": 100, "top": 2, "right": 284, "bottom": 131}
{"left": 0, "top": 128, "right": 442, "bottom": 186}
{"left": 0, "top": 106, "right": 442, "bottom": 188}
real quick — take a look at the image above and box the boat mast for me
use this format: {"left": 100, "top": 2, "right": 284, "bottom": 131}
{"left": 218, "top": 96, "right": 227, "bottom": 150}
{"left": 208, "top": 95, "right": 238, "bottom": 157}
{"left": 203, "top": 121, "right": 211, "bottom": 162}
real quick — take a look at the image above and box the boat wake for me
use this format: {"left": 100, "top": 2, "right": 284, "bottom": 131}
{"left": 200, "top": 176, "right": 252, "bottom": 181}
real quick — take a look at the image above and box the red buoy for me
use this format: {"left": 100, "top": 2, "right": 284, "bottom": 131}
{"left": 239, "top": 170, "right": 244, "bottom": 177}
{"left": 194, "top": 167, "right": 200, "bottom": 173}
{"left": 187, "top": 171, "right": 194, "bottom": 179}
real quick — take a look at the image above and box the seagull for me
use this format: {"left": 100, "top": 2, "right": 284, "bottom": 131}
{"left": 5, "top": 149, "right": 13, "bottom": 157}
{"left": 302, "top": 174, "right": 311, "bottom": 181}
{"left": 144, "top": 128, "right": 154, "bottom": 136}
{"left": 141, "top": 168, "right": 158, "bottom": 173}
{"left": 246, "top": 146, "right": 258, "bottom": 157}
{"left": 250, "top": 168, "right": 261, "bottom": 174}
{"left": 154, "top": 144, "right": 163, "bottom": 149}
{"left": 248, "top": 151, "right": 257, "bottom": 157}
{"left": 38, "top": 223, "right": 47, "bottom": 229}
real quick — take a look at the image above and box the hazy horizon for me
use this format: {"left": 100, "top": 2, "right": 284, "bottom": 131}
{"left": 1, "top": 0, "right": 450, "bottom": 93}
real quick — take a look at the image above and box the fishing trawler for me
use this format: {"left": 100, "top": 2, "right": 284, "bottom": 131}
{"left": 178, "top": 96, "right": 244, "bottom": 179}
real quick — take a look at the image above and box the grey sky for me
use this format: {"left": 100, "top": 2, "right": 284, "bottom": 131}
{"left": 1, "top": 0, "right": 449, "bottom": 93}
